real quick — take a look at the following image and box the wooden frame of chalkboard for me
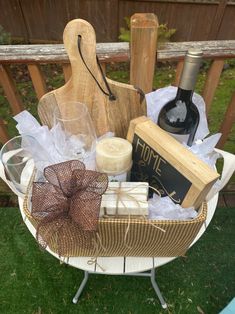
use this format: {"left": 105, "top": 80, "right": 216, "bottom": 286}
{"left": 127, "top": 116, "right": 219, "bottom": 209}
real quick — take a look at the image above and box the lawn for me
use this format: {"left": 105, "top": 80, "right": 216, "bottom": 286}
{"left": 0, "top": 206, "right": 234, "bottom": 314}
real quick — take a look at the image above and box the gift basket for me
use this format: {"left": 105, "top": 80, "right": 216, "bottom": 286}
{"left": 1, "top": 18, "right": 235, "bottom": 261}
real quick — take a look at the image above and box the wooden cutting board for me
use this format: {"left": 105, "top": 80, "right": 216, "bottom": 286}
{"left": 38, "top": 19, "right": 146, "bottom": 138}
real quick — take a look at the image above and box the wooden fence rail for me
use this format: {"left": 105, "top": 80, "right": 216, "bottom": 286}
{"left": 0, "top": 39, "right": 235, "bottom": 149}
{"left": 1, "top": 40, "right": 235, "bottom": 64}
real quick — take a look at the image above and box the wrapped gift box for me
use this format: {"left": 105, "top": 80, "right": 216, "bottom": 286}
{"left": 100, "top": 182, "right": 149, "bottom": 217}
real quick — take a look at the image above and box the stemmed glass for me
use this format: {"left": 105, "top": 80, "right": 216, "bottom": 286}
{"left": 53, "top": 101, "right": 97, "bottom": 169}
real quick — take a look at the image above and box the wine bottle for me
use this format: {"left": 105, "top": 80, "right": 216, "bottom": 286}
{"left": 158, "top": 49, "right": 203, "bottom": 146}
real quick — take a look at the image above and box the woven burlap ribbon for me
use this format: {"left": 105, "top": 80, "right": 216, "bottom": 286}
{"left": 31, "top": 160, "right": 108, "bottom": 256}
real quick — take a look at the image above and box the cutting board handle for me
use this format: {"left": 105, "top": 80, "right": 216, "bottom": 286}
{"left": 63, "top": 19, "right": 98, "bottom": 76}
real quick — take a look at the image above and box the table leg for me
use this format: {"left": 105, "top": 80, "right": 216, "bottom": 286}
{"left": 72, "top": 271, "right": 89, "bottom": 304}
{"left": 72, "top": 268, "right": 167, "bottom": 309}
{"left": 150, "top": 268, "right": 167, "bottom": 309}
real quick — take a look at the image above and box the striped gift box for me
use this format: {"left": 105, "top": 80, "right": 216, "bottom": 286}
{"left": 100, "top": 182, "right": 149, "bottom": 217}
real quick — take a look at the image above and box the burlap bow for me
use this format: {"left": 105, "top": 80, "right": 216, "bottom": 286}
{"left": 31, "top": 160, "right": 108, "bottom": 256}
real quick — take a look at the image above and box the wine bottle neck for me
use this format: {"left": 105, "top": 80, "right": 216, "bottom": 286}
{"left": 179, "top": 54, "right": 202, "bottom": 91}
{"left": 176, "top": 88, "right": 193, "bottom": 102}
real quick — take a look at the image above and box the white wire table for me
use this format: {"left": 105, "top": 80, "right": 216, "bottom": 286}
{"left": 17, "top": 193, "right": 218, "bottom": 309}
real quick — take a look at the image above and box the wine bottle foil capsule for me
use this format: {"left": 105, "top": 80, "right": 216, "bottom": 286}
{"left": 179, "top": 49, "right": 203, "bottom": 91}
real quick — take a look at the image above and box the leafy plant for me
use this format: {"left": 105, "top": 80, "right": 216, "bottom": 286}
{"left": 119, "top": 17, "right": 176, "bottom": 43}
{"left": 119, "top": 17, "right": 131, "bottom": 42}
{"left": 157, "top": 23, "right": 176, "bottom": 43}
{"left": 0, "top": 25, "right": 11, "bottom": 45}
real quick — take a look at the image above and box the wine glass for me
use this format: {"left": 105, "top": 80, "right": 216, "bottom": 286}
{"left": 0, "top": 135, "right": 44, "bottom": 196}
{"left": 53, "top": 101, "right": 97, "bottom": 169}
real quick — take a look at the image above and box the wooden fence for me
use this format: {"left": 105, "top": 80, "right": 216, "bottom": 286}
{"left": 0, "top": 0, "right": 235, "bottom": 43}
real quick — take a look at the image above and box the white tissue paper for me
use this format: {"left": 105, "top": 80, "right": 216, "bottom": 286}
{"left": 185, "top": 133, "right": 221, "bottom": 168}
{"left": 14, "top": 110, "right": 64, "bottom": 168}
{"left": 50, "top": 123, "right": 86, "bottom": 159}
{"left": 146, "top": 86, "right": 210, "bottom": 141}
{"left": 14, "top": 110, "right": 114, "bottom": 173}
{"left": 148, "top": 193, "right": 198, "bottom": 221}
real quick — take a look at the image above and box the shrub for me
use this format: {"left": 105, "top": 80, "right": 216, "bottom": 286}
{"left": 119, "top": 17, "right": 176, "bottom": 43}
{"left": 0, "top": 25, "right": 11, "bottom": 45}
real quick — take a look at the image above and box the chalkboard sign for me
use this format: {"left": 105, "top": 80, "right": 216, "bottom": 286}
{"left": 127, "top": 116, "right": 219, "bottom": 209}
{"left": 131, "top": 134, "right": 192, "bottom": 203}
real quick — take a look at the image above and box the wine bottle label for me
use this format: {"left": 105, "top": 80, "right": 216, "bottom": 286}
{"left": 167, "top": 100, "right": 187, "bottom": 123}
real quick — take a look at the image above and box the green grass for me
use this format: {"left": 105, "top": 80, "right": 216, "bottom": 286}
{"left": 0, "top": 206, "right": 234, "bottom": 313}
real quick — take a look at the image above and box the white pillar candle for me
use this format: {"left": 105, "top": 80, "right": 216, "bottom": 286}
{"left": 96, "top": 137, "right": 132, "bottom": 176}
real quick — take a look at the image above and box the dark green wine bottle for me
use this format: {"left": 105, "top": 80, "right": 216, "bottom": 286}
{"left": 158, "top": 49, "right": 203, "bottom": 146}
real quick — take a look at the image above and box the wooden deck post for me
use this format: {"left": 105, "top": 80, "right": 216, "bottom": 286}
{"left": 0, "top": 65, "right": 24, "bottom": 115}
{"left": 130, "top": 13, "right": 158, "bottom": 94}
{"left": 28, "top": 64, "right": 47, "bottom": 100}
{"left": 217, "top": 92, "right": 235, "bottom": 149}
{"left": 202, "top": 59, "right": 224, "bottom": 114}
{"left": 173, "top": 60, "right": 184, "bottom": 86}
{"left": 0, "top": 119, "right": 9, "bottom": 144}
